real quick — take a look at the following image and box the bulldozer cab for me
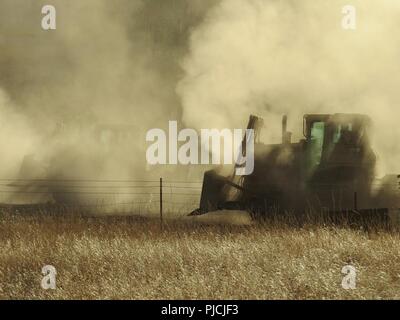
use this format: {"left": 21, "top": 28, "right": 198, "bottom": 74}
{"left": 303, "top": 114, "right": 373, "bottom": 168}
{"left": 302, "top": 113, "right": 376, "bottom": 197}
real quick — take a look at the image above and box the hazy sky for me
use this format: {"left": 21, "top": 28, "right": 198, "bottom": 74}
{"left": 1, "top": 0, "right": 400, "bottom": 183}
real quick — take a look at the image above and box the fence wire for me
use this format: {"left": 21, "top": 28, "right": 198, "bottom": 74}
{"left": 1, "top": 177, "right": 399, "bottom": 212}
{"left": 0, "top": 178, "right": 203, "bottom": 211}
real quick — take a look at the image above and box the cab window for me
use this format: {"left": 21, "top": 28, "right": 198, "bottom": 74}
{"left": 333, "top": 123, "right": 355, "bottom": 145}
{"left": 309, "top": 122, "right": 325, "bottom": 166}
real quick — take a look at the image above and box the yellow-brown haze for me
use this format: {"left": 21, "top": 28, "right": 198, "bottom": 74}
{"left": 0, "top": 0, "right": 216, "bottom": 182}
{"left": 178, "top": 0, "right": 400, "bottom": 176}
{"left": 2, "top": 1, "right": 400, "bottom": 204}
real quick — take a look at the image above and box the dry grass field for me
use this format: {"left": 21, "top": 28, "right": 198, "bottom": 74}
{"left": 0, "top": 208, "right": 400, "bottom": 300}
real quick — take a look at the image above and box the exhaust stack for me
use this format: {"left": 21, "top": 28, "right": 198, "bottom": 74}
{"left": 282, "top": 115, "right": 292, "bottom": 144}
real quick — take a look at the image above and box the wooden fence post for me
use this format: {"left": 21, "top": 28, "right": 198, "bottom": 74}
{"left": 160, "top": 177, "right": 163, "bottom": 230}
{"left": 354, "top": 191, "right": 358, "bottom": 211}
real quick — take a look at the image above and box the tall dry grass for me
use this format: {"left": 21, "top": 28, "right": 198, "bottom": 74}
{"left": 0, "top": 208, "right": 399, "bottom": 300}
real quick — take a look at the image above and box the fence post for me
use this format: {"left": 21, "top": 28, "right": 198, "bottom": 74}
{"left": 160, "top": 177, "right": 163, "bottom": 230}
{"left": 354, "top": 191, "right": 358, "bottom": 211}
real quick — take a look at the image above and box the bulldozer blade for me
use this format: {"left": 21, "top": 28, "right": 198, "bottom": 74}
{"left": 189, "top": 170, "right": 228, "bottom": 215}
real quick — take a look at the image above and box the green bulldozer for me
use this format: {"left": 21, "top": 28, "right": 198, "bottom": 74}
{"left": 191, "top": 113, "right": 400, "bottom": 225}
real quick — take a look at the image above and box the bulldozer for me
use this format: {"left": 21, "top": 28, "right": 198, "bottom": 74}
{"left": 191, "top": 113, "right": 400, "bottom": 225}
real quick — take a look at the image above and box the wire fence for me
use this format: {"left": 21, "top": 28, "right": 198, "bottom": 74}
{"left": 1, "top": 176, "right": 399, "bottom": 220}
{"left": 0, "top": 178, "right": 204, "bottom": 218}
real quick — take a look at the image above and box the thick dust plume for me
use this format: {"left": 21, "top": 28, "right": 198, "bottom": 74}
{"left": 178, "top": 0, "right": 400, "bottom": 175}
{"left": 0, "top": 0, "right": 216, "bottom": 181}
{"left": 0, "top": 0, "right": 217, "bottom": 204}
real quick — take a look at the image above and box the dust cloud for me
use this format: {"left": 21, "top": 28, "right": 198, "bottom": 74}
{"left": 178, "top": 0, "right": 400, "bottom": 175}
{"left": 0, "top": 0, "right": 216, "bottom": 182}
{"left": 1, "top": 0, "right": 400, "bottom": 205}
{"left": 0, "top": 0, "right": 217, "bottom": 204}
